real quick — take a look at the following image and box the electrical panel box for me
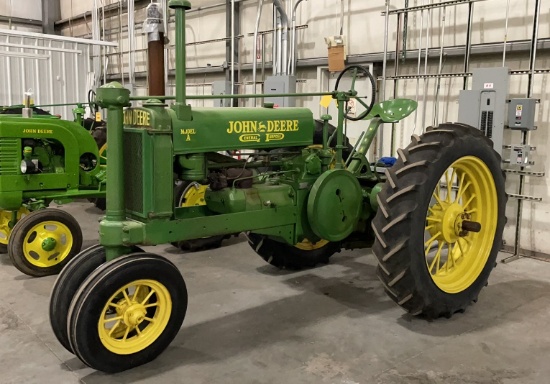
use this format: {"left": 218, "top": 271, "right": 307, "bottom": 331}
{"left": 509, "top": 145, "right": 532, "bottom": 166}
{"left": 508, "top": 98, "right": 537, "bottom": 130}
{"left": 264, "top": 75, "right": 297, "bottom": 108}
{"left": 212, "top": 80, "right": 233, "bottom": 108}
{"left": 458, "top": 67, "right": 509, "bottom": 155}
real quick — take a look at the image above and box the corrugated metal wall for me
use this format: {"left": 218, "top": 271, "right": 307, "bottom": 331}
{"left": 0, "top": 29, "right": 116, "bottom": 119}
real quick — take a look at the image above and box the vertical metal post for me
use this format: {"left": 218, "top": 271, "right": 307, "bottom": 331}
{"left": 463, "top": 2, "right": 474, "bottom": 90}
{"left": 6, "top": 36, "right": 11, "bottom": 105}
{"left": 127, "top": 0, "right": 136, "bottom": 94}
{"left": 61, "top": 42, "right": 68, "bottom": 116}
{"left": 391, "top": 11, "right": 402, "bottom": 155}
{"left": 231, "top": 0, "right": 235, "bottom": 96}
{"left": 502, "top": 0, "right": 511, "bottom": 66}
{"left": 433, "top": 6, "right": 446, "bottom": 126}
{"left": 510, "top": 0, "right": 541, "bottom": 261}
{"left": 380, "top": 0, "right": 390, "bottom": 156}
{"left": 421, "top": 5, "right": 431, "bottom": 131}
{"left": 412, "top": 9, "right": 424, "bottom": 134}
{"left": 74, "top": 43, "right": 80, "bottom": 109}
{"left": 252, "top": 0, "right": 264, "bottom": 99}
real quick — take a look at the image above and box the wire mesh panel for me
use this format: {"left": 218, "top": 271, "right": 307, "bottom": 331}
{"left": 0, "top": 29, "right": 116, "bottom": 119}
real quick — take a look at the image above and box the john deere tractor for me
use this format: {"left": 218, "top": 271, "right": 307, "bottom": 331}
{"left": 48, "top": 0, "right": 506, "bottom": 373}
{"left": 0, "top": 101, "right": 107, "bottom": 277}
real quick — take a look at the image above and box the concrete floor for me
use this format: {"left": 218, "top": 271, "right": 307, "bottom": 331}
{"left": 0, "top": 202, "right": 549, "bottom": 384}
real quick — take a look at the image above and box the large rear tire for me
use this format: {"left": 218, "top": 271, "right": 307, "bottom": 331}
{"left": 372, "top": 124, "right": 506, "bottom": 319}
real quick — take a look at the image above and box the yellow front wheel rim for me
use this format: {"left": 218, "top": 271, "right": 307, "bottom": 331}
{"left": 0, "top": 207, "right": 30, "bottom": 246}
{"left": 23, "top": 220, "right": 73, "bottom": 268}
{"left": 98, "top": 279, "right": 172, "bottom": 355}
{"left": 424, "top": 156, "right": 498, "bottom": 294}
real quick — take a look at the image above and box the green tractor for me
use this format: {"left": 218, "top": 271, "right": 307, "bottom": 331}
{"left": 0, "top": 100, "right": 107, "bottom": 277}
{"left": 48, "top": 0, "right": 506, "bottom": 373}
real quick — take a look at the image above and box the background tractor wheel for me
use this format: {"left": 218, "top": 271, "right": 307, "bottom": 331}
{"left": 8, "top": 209, "right": 83, "bottom": 277}
{"left": 67, "top": 253, "right": 188, "bottom": 373}
{"left": 0, "top": 207, "right": 30, "bottom": 253}
{"left": 372, "top": 123, "right": 506, "bottom": 319}
{"left": 248, "top": 233, "right": 341, "bottom": 270}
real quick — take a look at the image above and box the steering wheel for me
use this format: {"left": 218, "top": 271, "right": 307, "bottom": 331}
{"left": 88, "top": 89, "right": 99, "bottom": 114}
{"left": 334, "top": 65, "right": 376, "bottom": 121}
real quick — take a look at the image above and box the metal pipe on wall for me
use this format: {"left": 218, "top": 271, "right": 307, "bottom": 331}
{"left": 252, "top": 0, "right": 264, "bottom": 97}
{"left": 502, "top": 0, "right": 511, "bottom": 66}
{"left": 421, "top": 3, "right": 432, "bottom": 132}
{"left": 412, "top": 8, "right": 425, "bottom": 134}
{"left": 272, "top": 5, "right": 277, "bottom": 75}
{"left": 273, "top": 0, "right": 289, "bottom": 75}
{"left": 463, "top": 2, "right": 474, "bottom": 90}
{"left": 290, "top": 0, "right": 305, "bottom": 75}
{"left": 512, "top": 0, "right": 541, "bottom": 259}
{"left": 231, "top": 0, "right": 235, "bottom": 97}
{"left": 433, "top": 6, "right": 446, "bottom": 126}
{"left": 380, "top": 0, "right": 390, "bottom": 156}
{"left": 127, "top": 0, "right": 136, "bottom": 93}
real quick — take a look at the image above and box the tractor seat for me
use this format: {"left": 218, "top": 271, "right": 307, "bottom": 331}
{"left": 366, "top": 99, "right": 418, "bottom": 123}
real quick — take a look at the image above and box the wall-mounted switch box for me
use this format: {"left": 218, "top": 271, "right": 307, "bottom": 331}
{"left": 508, "top": 98, "right": 537, "bottom": 130}
{"left": 510, "top": 145, "right": 532, "bottom": 166}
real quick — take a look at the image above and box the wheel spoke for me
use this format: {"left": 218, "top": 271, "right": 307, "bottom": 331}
{"left": 426, "top": 217, "right": 442, "bottom": 223}
{"left": 102, "top": 315, "right": 123, "bottom": 324}
{"left": 141, "top": 289, "right": 156, "bottom": 305}
{"left": 135, "top": 326, "right": 142, "bottom": 335}
{"left": 425, "top": 224, "right": 436, "bottom": 231}
{"left": 425, "top": 232, "right": 441, "bottom": 248}
{"left": 465, "top": 208, "right": 477, "bottom": 214}
{"left": 350, "top": 67, "right": 358, "bottom": 91}
{"left": 122, "top": 289, "right": 131, "bottom": 304}
{"left": 144, "top": 317, "right": 155, "bottom": 323}
{"left": 446, "top": 168, "right": 456, "bottom": 202}
{"left": 144, "top": 303, "right": 159, "bottom": 308}
{"left": 109, "top": 302, "right": 122, "bottom": 309}
{"left": 463, "top": 194, "right": 476, "bottom": 210}
{"left": 122, "top": 325, "right": 131, "bottom": 341}
{"left": 432, "top": 191, "right": 444, "bottom": 206}
{"left": 108, "top": 320, "right": 122, "bottom": 337}
{"left": 355, "top": 97, "right": 370, "bottom": 110}
{"left": 456, "top": 237, "right": 466, "bottom": 258}
{"left": 133, "top": 285, "right": 141, "bottom": 301}
{"left": 429, "top": 242, "right": 444, "bottom": 274}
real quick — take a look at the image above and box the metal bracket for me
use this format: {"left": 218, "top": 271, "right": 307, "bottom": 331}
{"left": 507, "top": 193, "right": 543, "bottom": 202}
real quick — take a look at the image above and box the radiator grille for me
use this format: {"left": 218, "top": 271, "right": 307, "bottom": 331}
{"left": 124, "top": 131, "right": 144, "bottom": 213}
{"left": 0, "top": 138, "right": 19, "bottom": 175}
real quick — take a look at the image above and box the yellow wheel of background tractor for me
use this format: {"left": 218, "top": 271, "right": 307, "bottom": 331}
{"left": 0, "top": 207, "right": 31, "bottom": 253}
{"left": 8, "top": 208, "right": 83, "bottom": 277}
{"left": 372, "top": 123, "right": 506, "bottom": 319}
{"left": 67, "top": 253, "right": 187, "bottom": 373}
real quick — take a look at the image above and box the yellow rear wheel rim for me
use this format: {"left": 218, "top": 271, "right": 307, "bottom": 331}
{"left": 23, "top": 220, "right": 73, "bottom": 268}
{"left": 0, "top": 207, "right": 30, "bottom": 246}
{"left": 424, "top": 156, "right": 498, "bottom": 294}
{"left": 179, "top": 182, "right": 207, "bottom": 207}
{"left": 98, "top": 279, "right": 172, "bottom": 355}
{"left": 294, "top": 239, "right": 329, "bottom": 251}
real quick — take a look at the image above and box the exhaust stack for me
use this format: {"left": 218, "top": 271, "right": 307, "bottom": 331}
{"left": 168, "top": 0, "right": 192, "bottom": 120}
